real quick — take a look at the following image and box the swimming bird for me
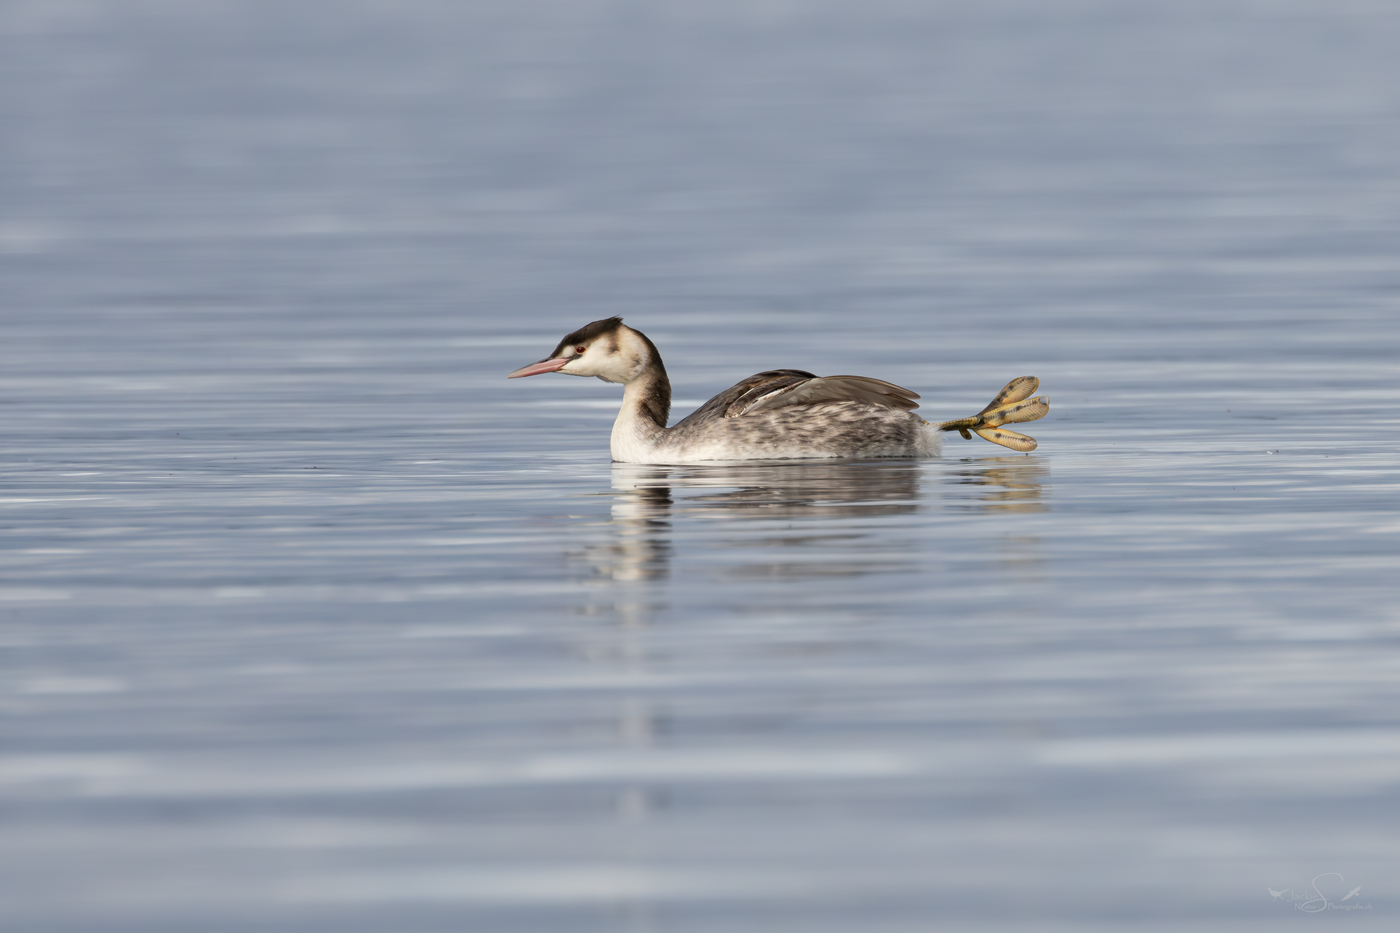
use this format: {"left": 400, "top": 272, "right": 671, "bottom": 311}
{"left": 507, "top": 317, "right": 1048, "bottom": 464}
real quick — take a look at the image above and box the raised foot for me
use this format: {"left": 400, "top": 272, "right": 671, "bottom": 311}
{"left": 936, "top": 376, "right": 1049, "bottom": 451}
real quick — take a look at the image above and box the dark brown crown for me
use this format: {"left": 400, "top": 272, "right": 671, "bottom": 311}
{"left": 550, "top": 316, "right": 624, "bottom": 357}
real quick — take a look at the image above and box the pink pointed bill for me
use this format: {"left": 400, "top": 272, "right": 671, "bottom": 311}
{"left": 507, "top": 357, "right": 570, "bottom": 378}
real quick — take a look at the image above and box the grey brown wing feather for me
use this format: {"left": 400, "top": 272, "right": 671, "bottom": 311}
{"left": 672, "top": 370, "right": 818, "bottom": 428}
{"left": 727, "top": 374, "right": 921, "bottom": 418}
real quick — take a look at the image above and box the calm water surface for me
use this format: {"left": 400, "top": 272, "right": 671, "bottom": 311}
{"left": 3, "top": 2, "right": 1400, "bottom": 930}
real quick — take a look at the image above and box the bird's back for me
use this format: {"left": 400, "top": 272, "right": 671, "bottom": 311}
{"left": 661, "top": 370, "right": 933, "bottom": 462}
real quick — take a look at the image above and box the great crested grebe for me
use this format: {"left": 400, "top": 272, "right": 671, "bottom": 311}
{"left": 508, "top": 317, "right": 1048, "bottom": 464}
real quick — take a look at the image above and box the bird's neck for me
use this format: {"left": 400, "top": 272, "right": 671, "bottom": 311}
{"left": 610, "top": 356, "right": 671, "bottom": 462}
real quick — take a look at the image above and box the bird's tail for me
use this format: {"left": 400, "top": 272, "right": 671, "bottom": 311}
{"left": 935, "top": 376, "right": 1049, "bottom": 451}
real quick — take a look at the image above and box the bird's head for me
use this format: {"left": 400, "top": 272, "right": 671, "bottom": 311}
{"left": 507, "top": 316, "right": 655, "bottom": 385}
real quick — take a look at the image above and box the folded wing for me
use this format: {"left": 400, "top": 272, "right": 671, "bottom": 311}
{"left": 671, "top": 369, "right": 922, "bottom": 430}
{"left": 724, "top": 373, "right": 920, "bottom": 418}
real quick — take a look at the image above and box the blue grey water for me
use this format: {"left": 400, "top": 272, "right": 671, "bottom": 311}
{"left": 3, "top": 1, "right": 1399, "bottom": 929}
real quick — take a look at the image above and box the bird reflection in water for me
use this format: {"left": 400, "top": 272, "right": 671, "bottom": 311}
{"left": 574, "top": 460, "right": 925, "bottom": 585}
{"left": 574, "top": 482, "right": 675, "bottom": 584}
{"left": 668, "top": 460, "right": 922, "bottom": 523}
{"left": 944, "top": 456, "right": 1049, "bottom": 574}
{"left": 572, "top": 457, "right": 1047, "bottom": 595}
{"left": 567, "top": 458, "right": 1045, "bottom": 823}
{"left": 568, "top": 461, "right": 925, "bottom": 815}
{"left": 944, "top": 456, "right": 1049, "bottom": 513}
{"left": 575, "top": 457, "right": 1052, "bottom": 588}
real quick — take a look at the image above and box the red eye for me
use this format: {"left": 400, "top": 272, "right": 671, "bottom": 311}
{"left": 575, "top": 345, "right": 586, "bottom": 354}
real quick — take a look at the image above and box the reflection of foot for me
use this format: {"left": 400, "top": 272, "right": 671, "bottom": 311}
{"left": 1342, "top": 886, "right": 1362, "bottom": 901}
{"left": 1267, "top": 887, "right": 1288, "bottom": 899}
